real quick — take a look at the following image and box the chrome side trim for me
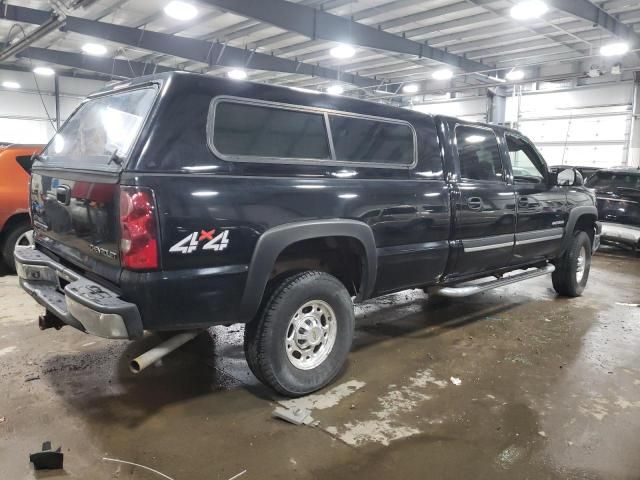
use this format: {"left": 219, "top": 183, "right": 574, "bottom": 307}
{"left": 464, "top": 241, "right": 513, "bottom": 252}
{"left": 516, "top": 234, "right": 563, "bottom": 245}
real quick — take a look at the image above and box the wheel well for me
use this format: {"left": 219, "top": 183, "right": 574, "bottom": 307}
{"left": 270, "top": 236, "right": 365, "bottom": 296}
{"left": 573, "top": 214, "right": 597, "bottom": 245}
{"left": 0, "top": 212, "right": 30, "bottom": 244}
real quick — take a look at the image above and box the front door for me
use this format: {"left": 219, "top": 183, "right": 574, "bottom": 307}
{"left": 503, "top": 132, "right": 566, "bottom": 265}
{"left": 450, "top": 124, "right": 516, "bottom": 277}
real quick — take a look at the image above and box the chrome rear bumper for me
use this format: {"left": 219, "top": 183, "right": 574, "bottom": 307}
{"left": 14, "top": 247, "right": 143, "bottom": 339}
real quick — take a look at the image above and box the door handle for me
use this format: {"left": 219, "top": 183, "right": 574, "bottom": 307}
{"left": 467, "top": 197, "right": 483, "bottom": 210}
{"left": 56, "top": 185, "right": 71, "bottom": 206}
{"left": 518, "top": 197, "right": 529, "bottom": 208}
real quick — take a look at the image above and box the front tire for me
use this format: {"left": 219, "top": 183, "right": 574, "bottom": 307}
{"left": 2, "top": 223, "right": 33, "bottom": 272}
{"left": 552, "top": 231, "right": 591, "bottom": 297}
{"left": 244, "top": 271, "right": 354, "bottom": 397}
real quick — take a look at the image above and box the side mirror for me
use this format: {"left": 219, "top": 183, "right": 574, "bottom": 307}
{"left": 556, "top": 168, "right": 576, "bottom": 186}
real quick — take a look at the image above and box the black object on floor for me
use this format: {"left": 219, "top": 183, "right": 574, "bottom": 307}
{"left": 30, "top": 441, "right": 63, "bottom": 470}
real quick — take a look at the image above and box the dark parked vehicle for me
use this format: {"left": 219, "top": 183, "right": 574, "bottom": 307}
{"left": 586, "top": 168, "right": 640, "bottom": 253}
{"left": 15, "top": 72, "right": 600, "bottom": 396}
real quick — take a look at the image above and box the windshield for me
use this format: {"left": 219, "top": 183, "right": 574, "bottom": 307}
{"left": 586, "top": 171, "right": 640, "bottom": 192}
{"left": 42, "top": 86, "right": 157, "bottom": 170}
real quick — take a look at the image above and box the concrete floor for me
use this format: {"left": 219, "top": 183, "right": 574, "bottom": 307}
{"left": 1, "top": 247, "right": 639, "bottom": 480}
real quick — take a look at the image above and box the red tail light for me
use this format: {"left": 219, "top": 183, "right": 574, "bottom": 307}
{"left": 119, "top": 186, "right": 158, "bottom": 270}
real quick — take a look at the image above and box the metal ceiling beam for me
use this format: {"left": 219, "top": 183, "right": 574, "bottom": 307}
{"left": 199, "top": 0, "right": 489, "bottom": 73}
{"left": 548, "top": 0, "right": 640, "bottom": 47}
{"left": 0, "top": 5, "right": 380, "bottom": 88}
{"left": 13, "top": 46, "right": 175, "bottom": 78}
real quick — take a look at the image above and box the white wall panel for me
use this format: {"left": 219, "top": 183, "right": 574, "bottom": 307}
{"left": 0, "top": 71, "right": 104, "bottom": 144}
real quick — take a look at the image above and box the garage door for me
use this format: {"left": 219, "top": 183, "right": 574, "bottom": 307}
{"left": 506, "top": 83, "right": 634, "bottom": 169}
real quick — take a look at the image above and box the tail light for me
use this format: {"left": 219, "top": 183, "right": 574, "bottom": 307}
{"left": 119, "top": 186, "right": 158, "bottom": 270}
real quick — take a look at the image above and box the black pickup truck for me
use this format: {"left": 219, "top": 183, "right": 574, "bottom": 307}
{"left": 15, "top": 72, "right": 600, "bottom": 396}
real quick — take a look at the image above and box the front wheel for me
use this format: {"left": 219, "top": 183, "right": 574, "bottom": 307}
{"left": 244, "top": 271, "right": 354, "bottom": 397}
{"left": 552, "top": 231, "right": 592, "bottom": 297}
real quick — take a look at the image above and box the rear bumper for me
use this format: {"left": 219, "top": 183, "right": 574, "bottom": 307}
{"left": 600, "top": 222, "right": 640, "bottom": 249}
{"left": 14, "top": 247, "right": 143, "bottom": 339}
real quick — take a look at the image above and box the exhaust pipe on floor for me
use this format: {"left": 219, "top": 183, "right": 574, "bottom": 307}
{"left": 130, "top": 331, "right": 201, "bottom": 373}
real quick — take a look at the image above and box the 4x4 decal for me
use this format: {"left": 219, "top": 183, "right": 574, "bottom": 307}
{"left": 169, "top": 229, "right": 229, "bottom": 254}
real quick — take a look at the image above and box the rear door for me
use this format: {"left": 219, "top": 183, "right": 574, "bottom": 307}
{"left": 448, "top": 123, "right": 516, "bottom": 277}
{"left": 30, "top": 85, "right": 158, "bottom": 284}
{"left": 502, "top": 132, "right": 565, "bottom": 264}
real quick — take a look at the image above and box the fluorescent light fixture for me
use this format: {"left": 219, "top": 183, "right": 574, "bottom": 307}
{"left": 338, "top": 193, "right": 358, "bottom": 199}
{"left": 402, "top": 83, "right": 419, "bottom": 93}
{"left": 506, "top": 69, "right": 525, "bottom": 81}
{"left": 327, "top": 84, "right": 344, "bottom": 95}
{"left": 600, "top": 42, "right": 629, "bottom": 57}
{"left": 374, "top": 89, "right": 390, "bottom": 94}
{"left": 510, "top": 0, "right": 548, "bottom": 20}
{"left": 2, "top": 81, "right": 20, "bottom": 89}
{"left": 465, "top": 135, "right": 485, "bottom": 143}
{"left": 330, "top": 44, "right": 355, "bottom": 59}
{"left": 33, "top": 66, "right": 55, "bottom": 76}
{"left": 82, "top": 43, "right": 107, "bottom": 56}
{"left": 432, "top": 69, "right": 453, "bottom": 80}
{"left": 164, "top": 1, "right": 198, "bottom": 21}
{"left": 227, "top": 69, "right": 247, "bottom": 80}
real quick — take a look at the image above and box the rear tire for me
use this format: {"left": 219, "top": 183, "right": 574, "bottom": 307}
{"left": 552, "top": 231, "right": 591, "bottom": 297}
{"left": 2, "top": 223, "right": 33, "bottom": 273}
{"left": 244, "top": 271, "right": 354, "bottom": 397}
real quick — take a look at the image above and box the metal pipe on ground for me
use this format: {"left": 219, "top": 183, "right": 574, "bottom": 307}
{"left": 130, "top": 331, "right": 201, "bottom": 373}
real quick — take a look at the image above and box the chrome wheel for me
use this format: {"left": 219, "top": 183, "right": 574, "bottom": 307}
{"left": 576, "top": 246, "right": 586, "bottom": 283}
{"left": 285, "top": 300, "right": 337, "bottom": 370}
{"left": 15, "top": 229, "right": 34, "bottom": 249}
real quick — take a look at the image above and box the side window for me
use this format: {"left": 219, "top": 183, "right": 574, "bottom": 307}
{"left": 329, "top": 115, "right": 415, "bottom": 165}
{"left": 213, "top": 101, "right": 331, "bottom": 160}
{"left": 455, "top": 126, "right": 504, "bottom": 181}
{"left": 505, "top": 134, "right": 545, "bottom": 183}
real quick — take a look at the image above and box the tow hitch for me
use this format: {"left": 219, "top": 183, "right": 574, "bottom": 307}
{"left": 38, "top": 311, "right": 65, "bottom": 331}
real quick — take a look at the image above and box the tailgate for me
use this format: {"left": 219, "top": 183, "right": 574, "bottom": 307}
{"left": 30, "top": 172, "right": 122, "bottom": 283}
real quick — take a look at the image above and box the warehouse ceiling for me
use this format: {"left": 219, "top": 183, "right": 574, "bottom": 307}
{"left": 0, "top": 0, "right": 639, "bottom": 101}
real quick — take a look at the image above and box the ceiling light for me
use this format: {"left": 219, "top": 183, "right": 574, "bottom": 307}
{"left": 327, "top": 84, "right": 344, "bottom": 95}
{"left": 510, "top": 0, "right": 548, "bottom": 20}
{"left": 164, "top": 1, "right": 198, "bottom": 21}
{"left": 227, "top": 69, "right": 247, "bottom": 80}
{"left": 82, "top": 43, "right": 107, "bottom": 56}
{"left": 600, "top": 42, "right": 629, "bottom": 57}
{"left": 432, "top": 69, "right": 453, "bottom": 80}
{"left": 506, "top": 69, "right": 525, "bottom": 81}
{"left": 402, "top": 83, "right": 419, "bottom": 93}
{"left": 330, "top": 44, "right": 355, "bottom": 59}
{"left": 33, "top": 66, "right": 55, "bottom": 76}
{"left": 2, "top": 81, "right": 20, "bottom": 89}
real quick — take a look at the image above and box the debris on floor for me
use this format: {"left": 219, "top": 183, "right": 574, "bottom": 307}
{"left": 0, "top": 416, "right": 5, "bottom": 423}
{"left": 227, "top": 469, "right": 247, "bottom": 480}
{"left": 272, "top": 406, "right": 314, "bottom": 426}
{"left": 450, "top": 377, "right": 462, "bottom": 386}
{"left": 615, "top": 302, "right": 639, "bottom": 307}
{"left": 29, "top": 441, "right": 63, "bottom": 470}
{"left": 102, "top": 457, "right": 175, "bottom": 480}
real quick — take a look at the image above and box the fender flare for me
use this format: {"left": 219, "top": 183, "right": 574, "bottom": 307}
{"left": 238, "top": 219, "right": 377, "bottom": 322}
{"left": 560, "top": 206, "right": 598, "bottom": 253}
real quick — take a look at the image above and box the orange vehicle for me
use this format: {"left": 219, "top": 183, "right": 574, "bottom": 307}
{"left": 0, "top": 144, "right": 43, "bottom": 271}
